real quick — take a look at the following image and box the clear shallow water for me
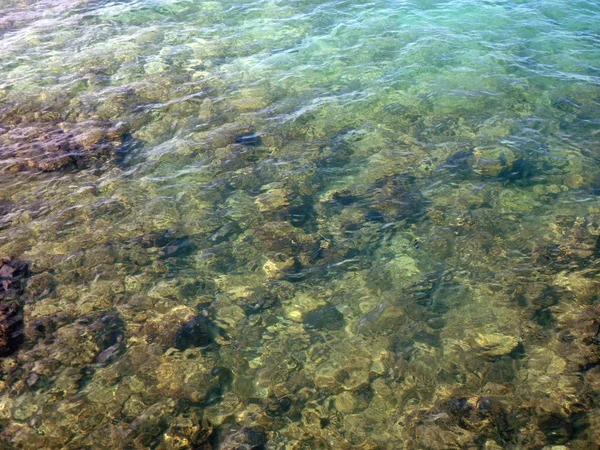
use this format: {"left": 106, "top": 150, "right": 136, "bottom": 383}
{"left": 1, "top": 0, "right": 600, "bottom": 448}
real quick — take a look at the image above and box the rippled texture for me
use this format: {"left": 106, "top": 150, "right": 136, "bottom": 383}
{"left": 1, "top": 0, "right": 600, "bottom": 448}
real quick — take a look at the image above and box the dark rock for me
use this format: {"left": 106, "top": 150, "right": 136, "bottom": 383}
{"left": 266, "top": 395, "right": 292, "bottom": 417}
{"left": 331, "top": 190, "right": 358, "bottom": 206}
{"left": 287, "top": 199, "right": 317, "bottom": 231}
{"left": 364, "top": 210, "right": 385, "bottom": 223}
{"left": 173, "top": 314, "right": 219, "bottom": 350}
{"left": 0, "top": 258, "right": 29, "bottom": 356}
{"left": 0, "top": 257, "right": 29, "bottom": 298}
{"left": 0, "top": 120, "right": 131, "bottom": 173}
{"left": 26, "top": 272, "right": 55, "bottom": 297}
{"left": 304, "top": 305, "right": 345, "bottom": 331}
{"left": 508, "top": 342, "right": 526, "bottom": 360}
{"left": 413, "top": 330, "right": 441, "bottom": 347}
{"left": 426, "top": 316, "right": 446, "bottom": 330}
{"left": 497, "top": 158, "right": 544, "bottom": 185}
{"left": 447, "top": 397, "right": 472, "bottom": 417}
{"left": 538, "top": 413, "right": 573, "bottom": 444}
{"left": 442, "top": 150, "right": 475, "bottom": 174}
{"left": 89, "top": 312, "right": 126, "bottom": 364}
{"left": 211, "top": 367, "right": 234, "bottom": 391}
{"left": 0, "top": 200, "right": 13, "bottom": 228}
{"left": 90, "top": 312, "right": 125, "bottom": 350}
{"left": 0, "top": 301, "right": 24, "bottom": 357}
{"left": 235, "top": 132, "right": 262, "bottom": 146}
{"left": 25, "top": 311, "right": 71, "bottom": 342}
{"left": 486, "top": 357, "right": 516, "bottom": 383}
{"left": 163, "top": 236, "right": 198, "bottom": 258}
{"left": 209, "top": 222, "right": 239, "bottom": 243}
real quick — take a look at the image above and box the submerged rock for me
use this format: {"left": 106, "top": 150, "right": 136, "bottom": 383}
{"left": 90, "top": 312, "right": 126, "bottom": 365}
{"left": 287, "top": 198, "right": 317, "bottom": 232}
{"left": 473, "top": 333, "right": 520, "bottom": 360}
{"left": 217, "top": 425, "right": 268, "bottom": 450}
{"left": 0, "top": 258, "right": 29, "bottom": 357}
{"left": 0, "top": 120, "right": 131, "bottom": 173}
{"left": 334, "top": 391, "right": 358, "bottom": 414}
{"left": 206, "top": 123, "right": 253, "bottom": 148}
{"left": 497, "top": 158, "right": 548, "bottom": 185}
{"left": 441, "top": 150, "right": 475, "bottom": 175}
{"left": 173, "top": 312, "right": 220, "bottom": 350}
{"left": 0, "top": 199, "right": 13, "bottom": 229}
{"left": 235, "top": 132, "right": 262, "bottom": 146}
{"left": 163, "top": 236, "right": 198, "bottom": 258}
{"left": 0, "top": 301, "right": 23, "bottom": 357}
{"left": 368, "top": 172, "right": 429, "bottom": 223}
{"left": 475, "top": 146, "right": 515, "bottom": 177}
{"left": 355, "top": 303, "right": 406, "bottom": 335}
{"left": 255, "top": 186, "right": 291, "bottom": 213}
{"left": 0, "top": 257, "right": 29, "bottom": 298}
{"left": 304, "top": 305, "right": 345, "bottom": 331}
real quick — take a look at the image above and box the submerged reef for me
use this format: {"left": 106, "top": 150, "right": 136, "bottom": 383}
{"left": 0, "top": 111, "right": 131, "bottom": 173}
{"left": 0, "top": 0, "right": 600, "bottom": 448}
{"left": 1, "top": 108, "right": 599, "bottom": 447}
{"left": 0, "top": 258, "right": 29, "bottom": 357}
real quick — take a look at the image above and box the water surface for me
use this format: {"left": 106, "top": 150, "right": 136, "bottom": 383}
{"left": 1, "top": 0, "right": 600, "bottom": 448}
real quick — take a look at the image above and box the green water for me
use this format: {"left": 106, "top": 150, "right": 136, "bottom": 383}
{"left": 1, "top": 0, "right": 600, "bottom": 448}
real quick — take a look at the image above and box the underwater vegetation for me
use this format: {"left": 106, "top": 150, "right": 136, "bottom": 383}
{"left": 1, "top": 0, "right": 600, "bottom": 448}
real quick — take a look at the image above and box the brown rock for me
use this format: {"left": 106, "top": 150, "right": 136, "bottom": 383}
{"left": 0, "top": 120, "right": 131, "bottom": 173}
{"left": 0, "top": 301, "right": 23, "bottom": 356}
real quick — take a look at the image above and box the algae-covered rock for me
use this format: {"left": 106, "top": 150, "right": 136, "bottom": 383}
{"left": 0, "top": 302, "right": 23, "bottom": 357}
{"left": 255, "top": 186, "right": 291, "bottom": 213}
{"left": 385, "top": 254, "right": 421, "bottom": 289}
{"left": 218, "top": 426, "right": 268, "bottom": 450}
{"left": 282, "top": 292, "right": 326, "bottom": 322}
{"left": 303, "top": 304, "right": 345, "bottom": 331}
{"left": 0, "top": 257, "right": 29, "bottom": 357}
{"left": 314, "top": 340, "right": 372, "bottom": 391}
{"left": 206, "top": 123, "right": 253, "bottom": 149}
{"left": 474, "top": 146, "right": 516, "bottom": 177}
{"left": 262, "top": 257, "right": 295, "bottom": 280}
{"left": 499, "top": 188, "right": 541, "bottom": 213}
{"left": 1, "top": 2, "right": 599, "bottom": 447}
{"left": 473, "top": 332, "right": 520, "bottom": 360}
{"left": 173, "top": 311, "right": 220, "bottom": 351}
{"left": 0, "top": 120, "right": 131, "bottom": 173}
{"left": 0, "top": 257, "right": 29, "bottom": 298}
{"left": 355, "top": 303, "right": 406, "bottom": 335}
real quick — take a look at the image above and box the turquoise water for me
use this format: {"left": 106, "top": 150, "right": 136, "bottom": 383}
{"left": 1, "top": 0, "right": 600, "bottom": 448}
